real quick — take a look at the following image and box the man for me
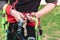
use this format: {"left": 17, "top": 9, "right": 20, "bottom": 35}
{"left": 2, "top": 0, "right": 58, "bottom": 40}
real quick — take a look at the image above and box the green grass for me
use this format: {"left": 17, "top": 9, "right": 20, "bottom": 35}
{"left": 0, "top": 5, "right": 60, "bottom": 40}
{"left": 40, "top": 5, "right": 60, "bottom": 40}
{"left": 0, "top": 10, "right": 2, "bottom": 27}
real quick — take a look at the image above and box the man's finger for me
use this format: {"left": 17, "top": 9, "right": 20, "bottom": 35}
{"left": 31, "top": 12, "right": 35, "bottom": 16}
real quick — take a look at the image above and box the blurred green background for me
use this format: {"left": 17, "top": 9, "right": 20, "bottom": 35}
{"left": 0, "top": 5, "right": 60, "bottom": 40}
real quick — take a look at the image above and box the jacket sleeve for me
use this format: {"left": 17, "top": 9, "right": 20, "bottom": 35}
{"left": 0, "top": 0, "right": 10, "bottom": 15}
{"left": 2, "top": 0, "right": 11, "bottom": 15}
{"left": 45, "top": 0, "right": 58, "bottom": 5}
{"left": 0, "top": 1, "right": 7, "bottom": 10}
{"left": 5, "top": 0, "right": 8, "bottom": 3}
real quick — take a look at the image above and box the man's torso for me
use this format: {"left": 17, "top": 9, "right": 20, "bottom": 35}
{"left": 7, "top": 0, "right": 41, "bottom": 12}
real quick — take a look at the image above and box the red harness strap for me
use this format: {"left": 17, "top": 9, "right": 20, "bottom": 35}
{"left": 11, "top": 0, "right": 19, "bottom": 9}
{"left": 12, "top": 0, "right": 19, "bottom": 6}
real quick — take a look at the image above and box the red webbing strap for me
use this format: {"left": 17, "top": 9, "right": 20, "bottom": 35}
{"left": 11, "top": 0, "right": 19, "bottom": 9}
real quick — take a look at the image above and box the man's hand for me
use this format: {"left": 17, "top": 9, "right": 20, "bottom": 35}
{"left": 10, "top": 9, "right": 26, "bottom": 22}
{"left": 31, "top": 12, "right": 40, "bottom": 18}
{"left": 26, "top": 13, "right": 36, "bottom": 22}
